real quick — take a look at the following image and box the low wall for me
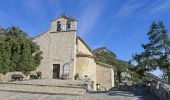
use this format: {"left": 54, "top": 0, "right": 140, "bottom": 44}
{"left": 0, "top": 73, "right": 11, "bottom": 82}
{"left": 118, "top": 83, "right": 148, "bottom": 92}
{"left": 0, "top": 72, "right": 26, "bottom": 82}
{"left": 150, "top": 82, "right": 170, "bottom": 100}
{"left": 118, "top": 82, "right": 170, "bottom": 100}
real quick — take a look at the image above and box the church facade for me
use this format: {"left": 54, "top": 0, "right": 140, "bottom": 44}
{"left": 33, "top": 15, "right": 115, "bottom": 90}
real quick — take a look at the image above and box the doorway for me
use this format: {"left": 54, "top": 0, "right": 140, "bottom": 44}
{"left": 53, "top": 64, "right": 60, "bottom": 79}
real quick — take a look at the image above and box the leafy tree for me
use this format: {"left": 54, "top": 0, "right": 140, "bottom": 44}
{"left": 0, "top": 27, "right": 42, "bottom": 74}
{"left": 133, "top": 21, "right": 170, "bottom": 84}
{"left": 0, "top": 35, "right": 13, "bottom": 74}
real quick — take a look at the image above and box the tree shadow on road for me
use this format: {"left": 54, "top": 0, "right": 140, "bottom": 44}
{"left": 107, "top": 91, "right": 158, "bottom": 100}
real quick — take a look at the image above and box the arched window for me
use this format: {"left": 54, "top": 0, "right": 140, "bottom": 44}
{"left": 67, "top": 21, "right": 71, "bottom": 31}
{"left": 57, "top": 21, "right": 61, "bottom": 31}
{"left": 63, "top": 63, "right": 70, "bottom": 75}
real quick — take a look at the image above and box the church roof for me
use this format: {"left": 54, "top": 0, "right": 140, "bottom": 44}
{"left": 52, "top": 14, "right": 77, "bottom": 22}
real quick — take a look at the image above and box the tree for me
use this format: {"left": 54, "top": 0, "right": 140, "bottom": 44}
{"left": 0, "top": 27, "right": 42, "bottom": 74}
{"left": 157, "top": 22, "right": 170, "bottom": 83}
{"left": 132, "top": 52, "right": 152, "bottom": 79}
{"left": 0, "top": 35, "right": 13, "bottom": 74}
{"left": 133, "top": 21, "right": 170, "bottom": 84}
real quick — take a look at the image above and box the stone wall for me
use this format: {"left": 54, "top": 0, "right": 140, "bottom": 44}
{"left": 0, "top": 73, "right": 6, "bottom": 81}
{"left": 96, "top": 63, "right": 114, "bottom": 91}
{"left": 51, "top": 17, "right": 77, "bottom": 32}
{"left": 118, "top": 82, "right": 170, "bottom": 100}
{"left": 76, "top": 57, "right": 96, "bottom": 90}
{"left": 76, "top": 38, "right": 93, "bottom": 56}
{"left": 0, "top": 72, "right": 26, "bottom": 82}
{"left": 34, "top": 16, "right": 77, "bottom": 79}
{"left": 34, "top": 31, "right": 52, "bottom": 79}
{"left": 34, "top": 30, "right": 76, "bottom": 79}
{"left": 118, "top": 83, "right": 148, "bottom": 92}
{"left": 76, "top": 36, "right": 115, "bottom": 91}
{"left": 33, "top": 16, "right": 115, "bottom": 92}
{"left": 149, "top": 82, "right": 170, "bottom": 100}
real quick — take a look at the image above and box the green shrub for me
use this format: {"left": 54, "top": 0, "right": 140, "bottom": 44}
{"left": 74, "top": 73, "right": 79, "bottom": 80}
{"left": 30, "top": 74, "right": 37, "bottom": 79}
{"left": 0, "top": 27, "right": 43, "bottom": 74}
{"left": 36, "top": 71, "right": 42, "bottom": 78}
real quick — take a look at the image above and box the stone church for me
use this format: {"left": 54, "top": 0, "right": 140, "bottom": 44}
{"left": 33, "top": 15, "right": 115, "bottom": 90}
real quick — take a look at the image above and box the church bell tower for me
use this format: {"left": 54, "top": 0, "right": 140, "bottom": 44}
{"left": 50, "top": 14, "right": 77, "bottom": 32}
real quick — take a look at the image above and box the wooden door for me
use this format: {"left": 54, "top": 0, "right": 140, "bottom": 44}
{"left": 53, "top": 64, "right": 60, "bottom": 79}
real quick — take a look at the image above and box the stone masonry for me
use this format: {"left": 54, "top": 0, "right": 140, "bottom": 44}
{"left": 33, "top": 15, "right": 115, "bottom": 91}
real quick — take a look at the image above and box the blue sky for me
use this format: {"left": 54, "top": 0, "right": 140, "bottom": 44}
{"left": 0, "top": 0, "right": 170, "bottom": 76}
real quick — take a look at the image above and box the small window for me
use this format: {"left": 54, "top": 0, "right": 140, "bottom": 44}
{"left": 67, "top": 21, "right": 71, "bottom": 31}
{"left": 67, "top": 23, "right": 71, "bottom": 28}
{"left": 57, "top": 21, "right": 61, "bottom": 31}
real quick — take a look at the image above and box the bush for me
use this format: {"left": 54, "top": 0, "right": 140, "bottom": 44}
{"left": 30, "top": 74, "right": 38, "bottom": 79}
{"left": 74, "top": 73, "right": 79, "bottom": 80}
{"left": 36, "top": 71, "right": 42, "bottom": 78}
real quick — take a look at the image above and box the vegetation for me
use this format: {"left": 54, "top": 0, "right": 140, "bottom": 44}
{"left": 36, "top": 71, "right": 42, "bottom": 78}
{"left": 74, "top": 73, "right": 79, "bottom": 80}
{"left": 30, "top": 71, "right": 42, "bottom": 79}
{"left": 30, "top": 74, "right": 38, "bottom": 79}
{"left": 133, "top": 21, "right": 170, "bottom": 84}
{"left": 93, "top": 47, "right": 164, "bottom": 84}
{"left": 0, "top": 26, "right": 43, "bottom": 75}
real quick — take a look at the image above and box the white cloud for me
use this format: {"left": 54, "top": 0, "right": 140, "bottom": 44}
{"left": 78, "top": 1, "right": 104, "bottom": 37}
{"left": 23, "top": 0, "right": 42, "bottom": 12}
{"left": 148, "top": 0, "right": 170, "bottom": 14}
{"left": 116, "top": 0, "right": 145, "bottom": 17}
{"left": 92, "top": 40, "right": 105, "bottom": 49}
{"left": 140, "top": 0, "right": 170, "bottom": 19}
{"left": 115, "top": 0, "right": 170, "bottom": 19}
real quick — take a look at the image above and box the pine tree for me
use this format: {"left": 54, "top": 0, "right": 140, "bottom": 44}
{"left": 157, "top": 21, "right": 170, "bottom": 83}
{"left": 133, "top": 21, "right": 170, "bottom": 84}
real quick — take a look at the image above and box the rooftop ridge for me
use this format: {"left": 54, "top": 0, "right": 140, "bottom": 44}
{"left": 51, "top": 14, "right": 77, "bottom": 22}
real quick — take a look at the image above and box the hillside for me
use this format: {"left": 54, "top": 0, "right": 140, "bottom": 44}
{"left": 93, "top": 47, "right": 163, "bottom": 84}
{"left": 93, "top": 47, "right": 135, "bottom": 83}
{"left": 93, "top": 47, "right": 133, "bottom": 71}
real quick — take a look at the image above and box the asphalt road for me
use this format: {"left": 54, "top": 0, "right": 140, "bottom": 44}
{"left": 0, "top": 91, "right": 158, "bottom": 100}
